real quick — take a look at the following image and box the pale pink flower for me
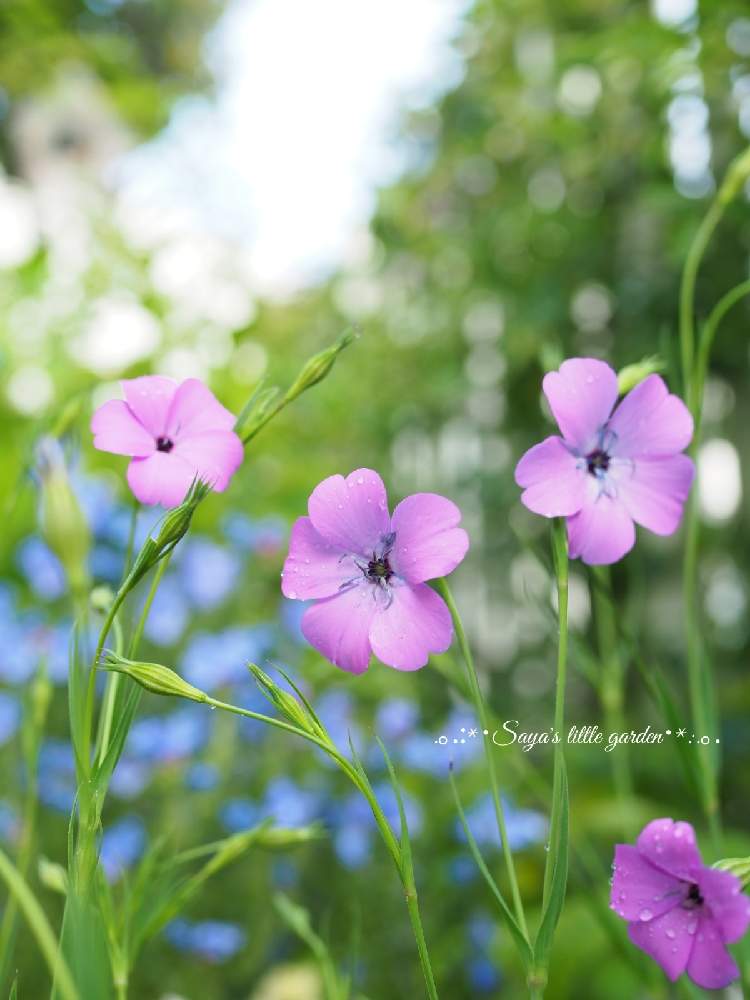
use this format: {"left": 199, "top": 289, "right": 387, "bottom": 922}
{"left": 91, "top": 376, "right": 243, "bottom": 507}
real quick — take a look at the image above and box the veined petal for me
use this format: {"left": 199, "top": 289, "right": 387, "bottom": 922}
{"left": 122, "top": 376, "right": 177, "bottom": 438}
{"left": 627, "top": 905, "right": 696, "bottom": 982}
{"left": 172, "top": 429, "right": 244, "bottom": 492}
{"left": 91, "top": 399, "right": 155, "bottom": 457}
{"left": 608, "top": 375, "right": 693, "bottom": 458}
{"left": 389, "top": 493, "right": 469, "bottom": 583}
{"left": 636, "top": 819, "right": 702, "bottom": 882}
{"left": 282, "top": 517, "right": 359, "bottom": 600}
{"left": 167, "top": 378, "right": 237, "bottom": 439}
{"left": 542, "top": 358, "right": 618, "bottom": 452}
{"left": 126, "top": 452, "right": 196, "bottom": 508}
{"left": 515, "top": 436, "right": 587, "bottom": 517}
{"left": 686, "top": 915, "right": 740, "bottom": 990}
{"left": 612, "top": 454, "right": 694, "bottom": 536}
{"left": 610, "top": 845, "right": 683, "bottom": 921}
{"left": 566, "top": 485, "right": 635, "bottom": 565}
{"left": 301, "top": 585, "right": 376, "bottom": 674}
{"left": 369, "top": 582, "right": 452, "bottom": 672}
{"left": 308, "top": 469, "right": 390, "bottom": 556}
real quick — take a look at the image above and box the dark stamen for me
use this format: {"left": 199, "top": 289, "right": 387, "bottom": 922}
{"left": 684, "top": 883, "right": 704, "bottom": 909}
{"left": 156, "top": 437, "right": 174, "bottom": 453}
{"left": 367, "top": 555, "right": 392, "bottom": 583}
{"left": 586, "top": 449, "right": 610, "bottom": 475}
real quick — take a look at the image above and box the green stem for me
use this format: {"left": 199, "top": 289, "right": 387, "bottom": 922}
{"left": 591, "top": 566, "right": 635, "bottom": 837}
{"left": 543, "top": 519, "right": 569, "bottom": 909}
{"left": 436, "top": 578, "right": 529, "bottom": 941}
{"left": 203, "top": 695, "right": 437, "bottom": 997}
{"left": 0, "top": 849, "right": 79, "bottom": 1000}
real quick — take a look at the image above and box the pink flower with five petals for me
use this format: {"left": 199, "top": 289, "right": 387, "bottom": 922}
{"left": 91, "top": 376, "right": 243, "bottom": 507}
{"left": 611, "top": 818, "right": 750, "bottom": 989}
{"left": 281, "top": 469, "right": 469, "bottom": 674}
{"left": 515, "top": 358, "right": 695, "bottom": 564}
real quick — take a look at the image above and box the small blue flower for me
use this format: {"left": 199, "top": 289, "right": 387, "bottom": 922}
{"left": 181, "top": 627, "right": 273, "bottom": 692}
{"left": 166, "top": 919, "right": 246, "bottom": 963}
{"left": 262, "top": 777, "right": 322, "bottom": 828}
{"left": 376, "top": 697, "right": 419, "bottom": 742}
{"left": 0, "top": 801, "right": 19, "bottom": 844}
{"left": 100, "top": 816, "right": 146, "bottom": 882}
{"left": 142, "top": 575, "right": 189, "bottom": 647}
{"left": 220, "top": 798, "right": 259, "bottom": 833}
{"left": 16, "top": 537, "right": 66, "bottom": 601}
{"left": 467, "top": 956, "right": 502, "bottom": 992}
{"left": 179, "top": 537, "right": 241, "bottom": 610}
{"left": 185, "top": 762, "right": 219, "bottom": 791}
{"left": 456, "top": 794, "right": 547, "bottom": 852}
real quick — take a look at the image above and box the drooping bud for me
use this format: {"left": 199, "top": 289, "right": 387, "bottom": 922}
{"left": 36, "top": 437, "right": 91, "bottom": 597}
{"left": 248, "top": 663, "right": 326, "bottom": 739}
{"left": 99, "top": 651, "right": 208, "bottom": 703}
{"left": 616, "top": 356, "right": 665, "bottom": 395}
{"left": 127, "top": 479, "right": 211, "bottom": 588}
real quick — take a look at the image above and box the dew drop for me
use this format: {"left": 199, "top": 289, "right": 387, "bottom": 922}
{"left": 665, "top": 928, "right": 676, "bottom": 940}
{"left": 639, "top": 908, "right": 653, "bottom": 922}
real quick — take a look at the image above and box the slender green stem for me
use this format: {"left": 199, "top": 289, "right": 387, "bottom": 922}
{"left": 436, "top": 578, "right": 529, "bottom": 941}
{"left": 679, "top": 196, "right": 726, "bottom": 401}
{"left": 123, "top": 501, "right": 139, "bottom": 575}
{"left": 543, "top": 520, "right": 569, "bottom": 909}
{"left": 0, "top": 849, "right": 79, "bottom": 1000}
{"left": 591, "top": 566, "right": 635, "bottom": 837}
{"left": 203, "top": 694, "right": 437, "bottom": 997}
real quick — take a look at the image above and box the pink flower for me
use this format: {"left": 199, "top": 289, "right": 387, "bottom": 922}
{"left": 281, "top": 469, "right": 469, "bottom": 674}
{"left": 515, "top": 358, "right": 694, "bottom": 564}
{"left": 91, "top": 376, "right": 243, "bottom": 507}
{"left": 611, "top": 818, "right": 750, "bottom": 989}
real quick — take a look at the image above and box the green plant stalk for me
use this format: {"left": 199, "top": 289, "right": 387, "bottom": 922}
{"left": 0, "top": 849, "right": 79, "bottom": 1000}
{"left": 591, "top": 566, "right": 635, "bottom": 837}
{"left": 436, "top": 578, "right": 529, "bottom": 941}
{"left": 201, "top": 694, "right": 437, "bottom": 998}
{"left": 542, "top": 520, "right": 569, "bottom": 909}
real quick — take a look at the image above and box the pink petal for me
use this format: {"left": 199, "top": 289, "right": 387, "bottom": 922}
{"left": 686, "top": 914, "right": 740, "bottom": 990}
{"left": 636, "top": 819, "right": 702, "bottom": 882}
{"left": 542, "top": 358, "right": 618, "bottom": 451}
{"left": 308, "top": 469, "right": 390, "bottom": 557}
{"left": 566, "top": 487, "right": 635, "bottom": 565}
{"left": 167, "top": 378, "right": 237, "bottom": 439}
{"left": 515, "top": 436, "right": 587, "bottom": 518}
{"left": 389, "top": 493, "right": 469, "bottom": 584}
{"left": 627, "top": 905, "right": 696, "bottom": 982}
{"left": 369, "top": 582, "right": 452, "bottom": 671}
{"left": 301, "top": 584, "right": 376, "bottom": 674}
{"left": 91, "top": 399, "right": 155, "bottom": 457}
{"left": 611, "top": 454, "right": 695, "bottom": 536}
{"left": 126, "top": 452, "right": 197, "bottom": 508}
{"left": 696, "top": 868, "right": 750, "bottom": 944}
{"left": 122, "top": 376, "right": 177, "bottom": 438}
{"left": 610, "top": 845, "right": 683, "bottom": 921}
{"left": 172, "top": 430, "right": 244, "bottom": 492}
{"left": 282, "top": 517, "right": 359, "bottom": 600}
{"left": 608, "top": 375, "right": 693, "bottom": 458}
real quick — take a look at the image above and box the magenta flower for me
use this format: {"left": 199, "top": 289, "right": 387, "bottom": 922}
{"left": 281, "top": 469, "right": 469, "bottom": 674}
{"left": 514, "top": 358, "right": 695, "bottom": 564}
{"left": 611, "top": 818, "right": 750, "bottom": 989}
{"left": 91, "top": 376, "right": 243, "bottom": 507}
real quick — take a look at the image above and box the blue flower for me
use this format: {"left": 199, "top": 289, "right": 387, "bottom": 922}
{"left": 181, "top": 627, "right": 273, "bottom": 691}
{"left": 16, "top": 537, "right": 66, "bottom": 601}
{"left": 100, "top": 815, "right": 146, "bottom": 882}
{"left": 38, "top": 740, "right": 76, "bottom": 812}
{"left": 0, "top": 801, "right": 19, "bottom": 844}
{"left": 165, "top": 919, "right": 246, "bottom": 963}
{"left": 456, "top": 794, "right": 547, "bottom": 852}
{"left": 262, "top": 777, "right": 322, "bottom": 828}
{"left": 178, "top": 537, "right": 241, "bottom": 610}
{"left": 185, "top": 762, "right": 220, "bottom": 791}
{"left": 376, "top": 698, "right": 419, "bottom": 741}
{"left": 142, "top": 575, "right": 189, "bottom": 647}
{"left": 467, "top": 956, "right": 502, "bottom": 992}
{"left": 127, "top": 706, "right": 210, "bottom": 764}
{"left": 220, "top": 798, "right": 259, "bottom": 833}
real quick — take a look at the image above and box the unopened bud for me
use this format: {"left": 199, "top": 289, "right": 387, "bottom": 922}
{"left": 248, "top": 663, "right": 320, "bottom": 735}
{"left": 128, "top": 479, "right": 210, "bottom": 587}
{"left": 99, "top": 651, "right": 208, "bottom": 703}
{"left": 616, "top": 356, "right": 665, "bottom": 395}
{"left": 713, "top": 856, "right": 750, "bottom": 888}
{"left": 36, "top": 437, "right": 91, "bottom": 595}
{"left": 284, "top": 328, "right": 357, "bottom": 404}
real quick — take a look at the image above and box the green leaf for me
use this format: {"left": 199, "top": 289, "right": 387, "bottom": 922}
{"left": 534, "top": 749, "right": 569, "bottom": 970}
{"left": 449, "top": 769, "right": 532, "bottom": 971}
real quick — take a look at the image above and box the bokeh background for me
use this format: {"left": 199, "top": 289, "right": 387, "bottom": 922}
{"left": 2, "top": 0, "right": 750, "bottom": 997}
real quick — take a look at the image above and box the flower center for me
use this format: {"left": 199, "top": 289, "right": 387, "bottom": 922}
{"left": 367, "top": 555, "right": 392, "bottom": 582}
{"left": 683, "top": 882, "right": 704, "bottom": 909}
{"left": 586, "top": 448, "right": 610, "bottom": 476}
{"left": 156, "top": 436, "right": 174, "bottom": 453}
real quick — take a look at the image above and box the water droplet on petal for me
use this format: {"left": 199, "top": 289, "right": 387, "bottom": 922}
{"left": 639, "top": 908, "right": 653, "bottom": 922}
